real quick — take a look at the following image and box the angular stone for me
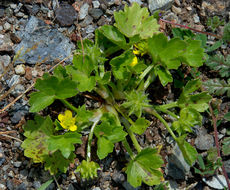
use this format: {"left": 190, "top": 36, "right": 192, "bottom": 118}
{"left": 89, "top": 8, "right": 103, "bottom": 20}
{"left": 55, "top": 3, "right": 78, "bottom": 26}
{"left": 195, "top": 127, "right": 214, "bottom": 150}
{"left": 14, "top": 16, "right": 75, "bottom": 65}
{"left": 0, "top": 34, "right": 14, "bottom": 52}
{"left": 0, "top": 8, "right": 4, "bottom": 18}
{"left": 24, "top": 4, "right": 40, "bottom": 15}
{"left": 79, "top": 3, "right": 89, "bottom": 20}
{"left": 148, "top": 0, "right": 173, "bottom": 13}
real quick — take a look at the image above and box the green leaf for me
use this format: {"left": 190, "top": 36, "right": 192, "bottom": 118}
{"left": 178, "top": 91, "right": 212, "bottom": 112}
{"left": 205, "top": 54, "right": 230, "bottom": 78}
{"left": 110, "top": 50, "right": 135, "bottom": 80}
{"left": 206, "top": 40, "right": 222, "bottom": 52}
{"left": 75, "top": 160, "right": 100, "bottom": 179}
{"left": 224, "top": 112, "right": 230, "bottom": 121}
{"left": 130, "top": 118, "right": 150, "bottom": 135}
{"left": 203, "top": 78, "right": 230, "bottom": 97}
{"left": 76, "top": 105, "right": 94, "bottom": 123}
{"left": 176, "top": 135, "right": 198, "bottom": 166}
{"left": 183, "top": 39, "right": 204, "bottom": 67}
{"left": 29, "top": 75, "right": 78, "bottom": 112}
{"left": 222, "top": 137, "right": 230, "bottom": 156}
{"left": 125, "top": 148, "right": 163, "bottom": 187}
{"left": 223, "top": 23, "right": 230, "bottom": 42}
{"left": 122, "top": 90, "right": 150, "bottom": 117}
{"left": 21, "top": 115, "right": 54, "bottom": 163}
{"left": 38, "top": 179, "right": 53, "bottom": 190}
{"left": 44, "top": 151, "right": 75, "bottom": 175}
{"left": 94, "top": 120, "right": 127, "bottom": 159}
{"left": 172, "top": 108, "right": 202, "bottom": 136}
{"left": 154, "top": 65, "right": 173, "bottom": 86}
{"left": 183, "top": 79, "right": 201, "bottom": 95}
{"left": 98, "top": 25, "right": 127, "bottom": 48}
{"left": 114, "top": 2, "right": 159, "bottom": 39}
{"left": 53, "top": 65, "right": 68, "bottom": 79}
{"left": 66, "top": 65, "right": 96, "bottom": 92}
{"left": 47, "top": 132, "right": 82, "bottom": 159}
{"left": 172, "top": 28, "right": 195, "bottom": 40}
{"left": 147, "top": 34, "right": 186, "bottom": 69}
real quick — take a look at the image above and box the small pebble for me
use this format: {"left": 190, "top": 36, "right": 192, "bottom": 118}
{"left": 13, "top": 161, "right": 22, "bottom": 168}
{"left": 8, "top": 170, "right": 14, "bottom": 178}
{"left": 79, "top": 3, "right": 89, "bottom": 20}
{"left": 193, "top": 14, "right": 200, "bottom": 23}
{"left": 172, "top": 5, "right": 181, "bottom": 14}
{"left": 10, "top": 4, "right": 17, "bottom": 9}
{"left": 15, "top": 64, "right": 25, "bottom": 75}
{"left": 92, "top": 1, "right": 100, "bottom": 8}
{"left": 15, "top": 12, "right": 24, "bottom": 17}
{"left": 174, "top": 0, "right": 181, "bottom": 6}
{"left": 0, "top": 184, "right": 6, "bottom": 190}
{"left": 186, "top": 6, "right": 192, "bottom": 11}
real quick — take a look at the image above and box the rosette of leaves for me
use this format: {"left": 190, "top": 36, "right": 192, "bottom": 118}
{"left": 75, "top": 160, "right": 100, "bottom": 179}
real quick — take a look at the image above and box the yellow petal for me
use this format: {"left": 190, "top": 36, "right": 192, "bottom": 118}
{"left": 133, "top": 49, "right": 140, "bottom": 55}
{"left": 69, "top": 125, "right": 77, "bottom": 131}
{"left": 60, "top": 123, "right": 68, "bottom": 129}
{"left": 65, "top": 110, "right": 72, "bottom": 118}
{"left": 130, "top": 56, "right": 138, "bottom": 67}
{"left": 58, "top": 114, "right": 64, "bottom": 122}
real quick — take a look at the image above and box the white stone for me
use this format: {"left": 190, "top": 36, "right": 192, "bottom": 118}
{"left": 129, "top": 0, "right": 143, "bottom": 5}
{"left": 0, "top": 55, "right": 11, "bottom": 67}
{"left": 193, "top": 14, "right": 200, "bottom": 23}
{"left": 148, "top": 0, "right": 173, "bottom": 13}
{"left": 15, "top": 64, "right": 25, "bottom": 75}
{"left": 203, "top": 175, "right": 227, "bottom": 189}
{"left": 92, "top": 1, "right": 100, "bottom": 8}
{"left": 9, "top": 4, "right": 17, "bottom": 9}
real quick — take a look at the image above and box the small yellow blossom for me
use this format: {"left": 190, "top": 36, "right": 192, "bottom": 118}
{"left": 133, "top": 49, "right": 140, "bottom": 55}
{"left": 130, "top": 56, "right": 138, "bottom": 67}
{"left": 58, "top": 110, "right": 77, "bottom": 131}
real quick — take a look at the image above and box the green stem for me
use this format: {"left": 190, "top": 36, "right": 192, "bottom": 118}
{"left": 87, "top": 117, "right": 101, "bottom": 162}
{"left": 114, "top": 104, "right": 142, "bottom": 153}
{"left": 154, "top": 106, "right": 179, "bottom": 119}
{"left": 60, "top": 99, "right": 78, "bottom": 113}
{"left": 154, "top": 101, "right": 178, "bottom": 110}
{"left": 122, "top": 139, "right": 135, "bottom": 159}
{"left": 144, "top": 107, "right": 177, "bottom": 140}
{"left": 136, "top": 65, "right": 154, "bottom": 89}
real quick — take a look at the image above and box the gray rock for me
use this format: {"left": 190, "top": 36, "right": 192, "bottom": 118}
{"left": 79, "top": 3, "right": 89, "bottom": 20}
{"left": 89, "top": 8, "right": 103, "bottom": 20}
{"left": 148, "top": 0, "right": 173, "bottom": 13}
{"left": 9, "top": 4, "right": 17, "bottom": 9}
{"left": 0, "top": 34, "right": 14, "bottom": 52}
{"left": 112, "top": 172, "right": 125, "bottom": 183}
{"left": 92, "top": 1, "right": 100, "bottom": 8}
{"left": 16, "top": 182, "right": 28, "bottom": 190}
{"left": 79, "top": 15, "right": 93, "bottom": 27}
{"left": 15, "top": 12, "right": 24, "bottom": 18}
{"left": 20, "top": 169, "right": 29, "bottom": 177}
{"left": 12, "top": 84, "right": 25, "bottom": 96}
{"left": 2, "top": 165, "right": 10, "bottom": 172}
{"left": 92, "top": 187, "right": 101, "bottom": 190}
{"left": 5, "top": 7, "right": 13, "bottom": 17}
{"left": 14, "top": 3, "right": 23, "bottom": 13}
{"left": 0, "top": 55, "right": 11, "bottom": 70}
{"left": 203, "top": 175, "right": 227, "bottom": 189}
{"left": 122, "top": 181, "right": 140, "bottom": 190}
{"left": 85, "top": 25, "right": 96, "bottom": 34}
{"left": 0, "top": 25, "right": 3, "bottom": 31}
{"left": 166, "top": 144, "right": 190, "bottom": 180}
{"left": 13, "top": 161, "right": 22, "bottom": 168}
{"left": 10, "top": 111, "right": 23, "bottom": 124}
{"left": 128, "top": 0, "right": 143, "bottom": 5}
{"left": 8, "top": 170, "right": 14, "bottom": 178}
{"left": 14, "top": 16, "right": 75, "bottom": 65}
{"left": 55, "top": 3, "right": 78, "bottom": 26}
{"left": 195, "top": 127, "right": 214, "bottom": 150}
{"left": 193, "top": 14, "right": 200, "bottom": 23}
{"left": 223, "top": 160, "right": 230, "bottom": 176}
{"left": 0, "top": 8, "right": 4, "bottom": 18}
{"left": 6, "top": 75, "right": 20, "bottom": 88}
{"left": 33, "top": 181, "right": 41, "bottom": 189}
{"left": 3, "top": 22, "right": 11, "bottom": 31}
{"left": 6, "top": 180, "right": 14, "bottom": 190}
{"left": 0, "top": 147, "right": 5, "bottom": 166}
{"left": 68, "top": 184, "right": 75, "bottom": 190}
{"left": 24, "top": 4, "right": 40, "bottom": 15}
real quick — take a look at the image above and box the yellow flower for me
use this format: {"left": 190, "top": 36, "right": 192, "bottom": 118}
{"left": 130, "top": 56, "right": 138, "bottom": 67}
{"left": 133, "top": 49, "right": 140, "bottom": 55}
{"left": 58, "top": 110, "right": 77, "bottom": 131}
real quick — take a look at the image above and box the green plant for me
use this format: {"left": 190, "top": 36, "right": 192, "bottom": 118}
{"left": 223, "top": 23, "right": 230, "bottom": 42}
{"left": 21, "top": 3, "right": 211, "bottom": 188}
{"left": 207, "top": 16, "right": 225, "bottom": 32}
{"left": 194, "top": 148, "right": 222, "bottom": 176}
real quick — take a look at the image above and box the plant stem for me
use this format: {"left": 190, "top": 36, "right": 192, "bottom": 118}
{"left": 122, "top": 139, "right": 135, "bottom": 159}
{"left": 87, "top": 118, "right": 101, "bottom": 162}
{"left": 154, "top": 106, "right": 179, "bottom": 119}
{"left": 144, "top": 107, "right": 177, "bottom": 140}
{"left": 136, "top": 65, "right": 154, "bottom": 89}
{"left": 113, "top": 104, "right": 142, "bottom": 153}
{"left": 154, "top": 101, "right": 178, "bottom": 110}
{"left": 209, "top": 103, "right": 230, "bottom": 189}
{"left": 60, "top": 99, "right": 78, "bottom": 113}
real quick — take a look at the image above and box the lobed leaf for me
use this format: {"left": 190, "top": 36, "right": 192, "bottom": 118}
{"left": 75, "top": 160, "right": 100, "bottom": 179}
{"left": 130, "top": 118, "right": 150, "bottom": 135}
{"left": 114, "top": 3, "right": 159, "bottom": 39}
{"left": 125, "top": 148, "right": 164, "bottom": 187}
